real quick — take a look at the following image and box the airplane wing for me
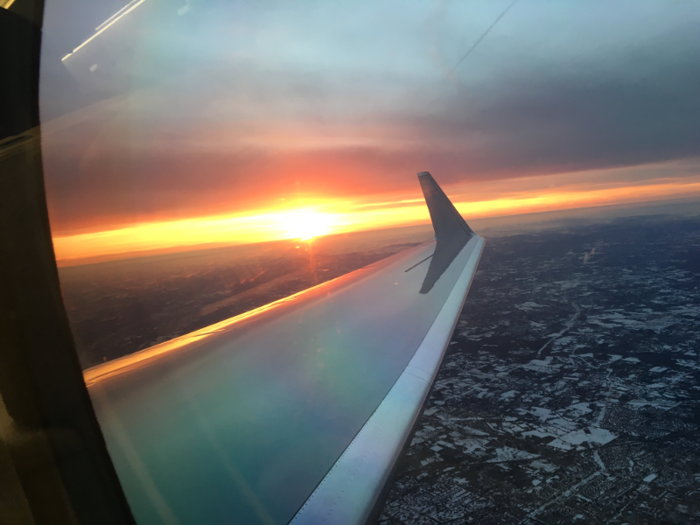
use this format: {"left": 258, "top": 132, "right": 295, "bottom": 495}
{"left": 84, "top": 172, "right": 485, "bottom": 525}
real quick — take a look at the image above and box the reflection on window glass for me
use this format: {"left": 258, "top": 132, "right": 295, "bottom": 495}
{"left": 32, "top": 0, "right": 700, "bottom": 523}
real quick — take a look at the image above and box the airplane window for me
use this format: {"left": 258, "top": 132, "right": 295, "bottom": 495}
{"left": 1, "top": 0, "right": 699, "bottom": 523}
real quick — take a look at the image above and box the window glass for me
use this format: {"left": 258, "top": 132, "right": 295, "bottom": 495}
{"left": 33, "top": 1, "right": 700, "bottom": 523}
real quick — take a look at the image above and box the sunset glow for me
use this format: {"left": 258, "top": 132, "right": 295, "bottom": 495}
{"left": 40, "top": 1, "right": 700, "bottom": 268}
{"left": 283, "top": 210, "right": 336, "bottom": 241}
{"left": 51, "top": 175, "right": 700, "bottom": 265}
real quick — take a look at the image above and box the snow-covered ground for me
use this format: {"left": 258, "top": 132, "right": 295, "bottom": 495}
{"left": 382, "top": 216, "right": 700, "bottom": 524}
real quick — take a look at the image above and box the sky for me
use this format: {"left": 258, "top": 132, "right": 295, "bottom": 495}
{"left": 39, "top": 0, "right": 700, "bottom": 263}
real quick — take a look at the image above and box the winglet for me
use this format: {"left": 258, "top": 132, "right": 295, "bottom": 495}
{"left": 418, "top": 171, "right": 474, "bottom": 239}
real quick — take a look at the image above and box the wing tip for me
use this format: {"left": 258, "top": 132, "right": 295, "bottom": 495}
{"left": 417, "top": 171, "right": 474, "bottom": 239}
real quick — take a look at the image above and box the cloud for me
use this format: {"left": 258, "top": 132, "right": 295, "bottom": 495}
{"left": 40, "top": 0, "right": 700, "bottom": 234}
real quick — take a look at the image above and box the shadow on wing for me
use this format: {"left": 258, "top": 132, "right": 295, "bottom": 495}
{"left": 419, "top": 234, "right": 470, "bottom": 294}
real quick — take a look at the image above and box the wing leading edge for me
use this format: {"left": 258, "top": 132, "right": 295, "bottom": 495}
{"left": 85, "top": 173, "right": 484, "bottom": 525}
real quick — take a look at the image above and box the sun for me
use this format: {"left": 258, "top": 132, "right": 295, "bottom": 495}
{"left": 282, "top": 209, "right": 335, "bottom": 241}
